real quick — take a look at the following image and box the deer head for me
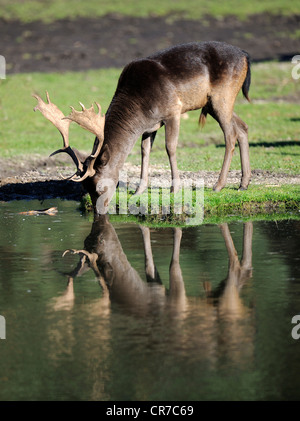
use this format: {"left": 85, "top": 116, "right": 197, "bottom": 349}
{"left": 33, "top": 91, "right": 105, "bottom": 182}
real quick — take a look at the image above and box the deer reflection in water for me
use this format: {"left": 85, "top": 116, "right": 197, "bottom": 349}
{"left": 54, "top": 217, "right": 253, "bottom": 319}
{"left": 49, "top": 217, "right": 255, "bottom": 398}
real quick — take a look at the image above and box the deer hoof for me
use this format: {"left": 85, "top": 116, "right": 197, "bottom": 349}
{"left": 134, "top": 185, "right": 147, "bottom": 196}
{"left": 170, "top": 186, "right": 180, "bottom": 194}
{"left": 171, "top": 180, "right": 181, "bottom": 194}
{"left": 213, "top": 183, "right": 222, "bottom": 192}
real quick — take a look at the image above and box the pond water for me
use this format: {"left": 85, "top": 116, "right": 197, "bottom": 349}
{"left": 0, "top": 199, "right": 300, "bottom": 401}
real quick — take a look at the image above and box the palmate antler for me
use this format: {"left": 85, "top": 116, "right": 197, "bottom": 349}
{"left": 62, "top": 249, "right": 108, "bottom": 293}
{"left": 33, "top": 91, "right": 105, "bottom": 182}
{"left": 64, "top": 101, "right": 105, "bottom": 181}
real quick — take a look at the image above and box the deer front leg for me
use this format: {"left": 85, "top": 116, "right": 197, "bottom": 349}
{"left": 220, "top": 223, "right": 239, "bottom": 267}
{"left": 139, "top": 225, "right": 161, "bottom": 283}
{"left": 165, "top": 115, "right": 181, "bottom": 194}
{"left": 169, "top": 228, "right": 183, "bottom": 283}
{"left": 135, "top": 131, "right": 157, "bottom": 195}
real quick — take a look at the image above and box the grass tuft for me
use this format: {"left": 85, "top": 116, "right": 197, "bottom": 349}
{"left": 0, "top": 1, "right": 299, "bottom": 23}
{"left": 79, "top": 184, "right": 300, "bottom": 226}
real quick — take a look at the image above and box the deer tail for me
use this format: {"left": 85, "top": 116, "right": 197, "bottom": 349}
{"left": 199, "top": 107, "right": 207, "bottom": 127}
{"left": 199, "top": 108, "right": 207, "bottom": 127}
{"left": 242, "top": 52, "right": 251, "bottom": 102}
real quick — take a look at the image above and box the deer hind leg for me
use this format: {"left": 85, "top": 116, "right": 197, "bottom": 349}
{"left": 208, "top": 84, "right": 250, "bottom": 192}
{"left": 135, "top": 131, "right": 157, "bottom": 195}
{"left": 232, "top": 112, "right": 251, "bottom": 191}
{"left": 169, "top": 228, "right": 184, "bottom": 291}
{"left": 165, "top": 115, "right": 181, "bottom": 193}
{"left": 169, "top": 228, "right": 186, "bottom": 311}
{"left": 240, "top": 221, "right": 253, "bottom": 280}
{"left": 209, "top": 105, "right": 238, "bottom": 192}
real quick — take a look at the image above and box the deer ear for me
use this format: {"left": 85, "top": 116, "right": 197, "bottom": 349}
{"left": 100, "top": 144, "right": 110, "bottom": 166}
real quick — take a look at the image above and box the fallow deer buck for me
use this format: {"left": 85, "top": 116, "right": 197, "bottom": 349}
{"left": 33, "top": 41, "right": 251, "bottom": 214}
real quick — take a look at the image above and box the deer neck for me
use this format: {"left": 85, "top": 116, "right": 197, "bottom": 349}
{"left": 96, "top": 98, "right": 146, "bottom": 174}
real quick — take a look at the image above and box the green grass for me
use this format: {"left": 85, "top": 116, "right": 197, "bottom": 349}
{"left": 203, "top": 184, "right": 300, "bottom": 214}
{"left": 250, "top": 62, "right": 300, "bottom": 100}
{"left": 0, "top": 0, "right": 299, "bottom": 23}
{"left": 0, "top": 62, "right": 299, "bottom": 170}
{"left": 80, "top": 184, "right": 300, "bottom": 226}
{"left": 108, "top": 210, "right": 300, "bottom": 227}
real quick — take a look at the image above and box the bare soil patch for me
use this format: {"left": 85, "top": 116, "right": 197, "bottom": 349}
{"left": 1, "top": 13, "right": 300, "bottom": 74}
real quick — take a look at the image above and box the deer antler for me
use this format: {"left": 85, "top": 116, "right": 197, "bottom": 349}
{"left": 33, "top": 92, "right": 106, "bottom": 183}
{"left": 63, "top": 102, "right": 105, "bottom": 182}
{"left": 33, "top": 91, "right": 84, "bottom": 176}
{"left": 65, "top": 102, "right": 105, "bottom": 142}
{"left": 63, "top": 249, "right": 108, "bottom": 293}
{"left": 33, "top": 91, "right": 70, "bottom": 147}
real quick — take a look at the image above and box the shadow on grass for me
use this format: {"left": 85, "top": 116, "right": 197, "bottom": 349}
{"left": 216, "top": 140, "right": 299, "bottom": 148}
{"left": 0, "top": 180, "right": 85, "bottom": 202}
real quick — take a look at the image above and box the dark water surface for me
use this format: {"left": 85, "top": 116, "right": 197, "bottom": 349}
{"left": 0, "top": 199, "right": 300, "bottom": 401}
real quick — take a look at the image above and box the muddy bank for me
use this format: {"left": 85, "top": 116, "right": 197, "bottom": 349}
{"left": 0, "top": 155, "right": 299, "bottom": 202}
{"left": 1, "top": 13, "right": 300, "bottom": 74}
